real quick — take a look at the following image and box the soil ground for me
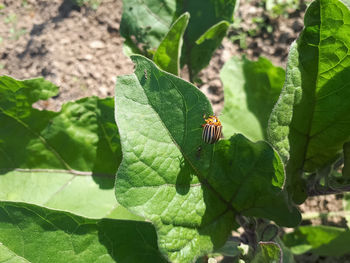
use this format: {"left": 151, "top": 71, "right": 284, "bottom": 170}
{"left": 0, "top": 0, "right": 347, "bottom": 262}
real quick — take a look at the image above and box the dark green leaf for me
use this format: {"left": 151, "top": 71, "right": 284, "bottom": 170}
{"left": 220, "top": 56, "right": 285, "bottom": 141}
{"left": 0, "top": 201, "right": 166, "bottom": 263}
{"left": 215, "top": 240, "right": 241, "bottom": 257}
{"left": 114, "top": 55, "right": 300, "bottom": 262}
{"left": 267, "top": 0, "right": 350, "bottom": 202}
{"left": 186, "top": 21, "right": 230, "bottom": 78}
{"left": 180, "top": 0, "right": 236, "bottom": 78}
{"left": 153, "top": 13, "right": 190, "bottom": 75}
{"left": 283, "top": 225, "right": 350, "bottom": 257}
{"left": 343, "top": 142, "right": 350, "bottom": 177}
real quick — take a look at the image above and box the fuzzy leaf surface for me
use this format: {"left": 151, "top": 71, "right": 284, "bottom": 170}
{"left": 0, "top": 201, "right": 166, "bottom": 263}
{"left": 220, "top": 56, "right": 285, "bottom": 141}
{"left": 267, "top": 0, "right": 350, "bottom": 202}
{"left": 114, "top": 55, "right": 300, "bottom": 263}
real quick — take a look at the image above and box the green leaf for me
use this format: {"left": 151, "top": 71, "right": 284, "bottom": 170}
{"left": 121, "top": 0, "right": 236, "bottom": 78}
{"left": 153, "top": 13, "right": 190, "bottom": 75}
{"left": 0, "top": 243, "right": 29, "bottom": 263}
{"left": 252, "top": 241, "right": 282, "bottom": 263}
{"left": 283, "top": 225, "right": 350, "bottom": 257}
{"left": 187, "top": 21, "right": 230, "bottom": 78}
{"left": 0, "top": 76, "right": 121, "bottom": 173}
{"left": 0, "top": 201, "right": 166, "bottom": 263}
{"left": 215, "top": 240, "right": 241, "bottom": 257}
{"left": 343, "top": 142, "right": 350, "bottom": 177}
{"left": 120, "top": 0, "right": 177, "bottom": 55}
{"left": 0, "top": 76, "right": 137, "bottom": 219}
{"left": 267, "top": 0, "right": 350, "bottom": 202}
{"left": 179, "top": 0, "right": 236, "bottom": 78}
{"left": 115, "top": 55, "right": 300, "bottom": 263}
{"left": 220, "top": 56, "right": 285, "bottom": 141}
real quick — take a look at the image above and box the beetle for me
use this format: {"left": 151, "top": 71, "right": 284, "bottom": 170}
{"left": 202, "top": 115, "right": 222, "bottom": 144}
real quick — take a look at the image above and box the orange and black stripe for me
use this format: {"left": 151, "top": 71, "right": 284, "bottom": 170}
{"left": 202, "top": 124, "right": 222, "bottom": 144}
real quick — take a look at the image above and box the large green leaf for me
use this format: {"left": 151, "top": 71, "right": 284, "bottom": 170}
{"left": 0, "top": 76, "right": 136, "bottom": 219}
{"left": 0, "top": 201, "right": 166, "bottom": 263}
{"left": 114, "top": 55, "right": 300, "bottom": 263}
{"left": 121, "top": 0, "right": 236, "bottom": 78}
{"left": 220, "top": 56, "right": 285, "bottom": 141}
{"left": 267, "top": 0, "right": 350, "bottom": 202}
{"left": 153, "top": 13, "right": 190, "bottom": 75}
{"left": 283, "top": 225, "right": 350, "bottom": 257}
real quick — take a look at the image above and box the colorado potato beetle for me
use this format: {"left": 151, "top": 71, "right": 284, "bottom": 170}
{"left": 202, "top": 115, "right": 222, "bottom": 144}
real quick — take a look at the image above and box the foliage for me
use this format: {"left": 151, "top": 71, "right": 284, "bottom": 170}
{"left": 284, "top": 225, "right": 350, "bottom": 256}
{"left": 220, "top": 56, "right": 285, "bottom": 141}
{"left": 268, "top": 0, "right": 350, "bottom": 204}
{"left": 1, "top": 0, "right": 350, "bottom": 262}
{"left": 120, "top": 0, "right": 236, "bottom": 80}
{"left": 114, "top": 55, "right": 299, "bottom": 262}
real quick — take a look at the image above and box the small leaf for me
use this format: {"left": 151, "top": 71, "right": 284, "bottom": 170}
{"left": 252, "top": 241, "right": 282, "bottom": 263}
{"left": 283, "top": 225, "right": 350, "bottom": 257}
{"left": 0, "top": 201, "right": 166, "bottom": 263}
{"left": 153, "top": 13, "right": 190, "bottom": 75}
{"left": 115, "top": 55, "right": 300, "bottom": 263}
{"left": 220, "top": 56, "right": 285, "bottom": 141}
{"left": 267, "top": 0, "right": 350, "bottom": 202}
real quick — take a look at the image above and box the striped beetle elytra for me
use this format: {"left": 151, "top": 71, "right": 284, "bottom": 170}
{"left": 202, "top": 115, "right": 222, "bottom": 144}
